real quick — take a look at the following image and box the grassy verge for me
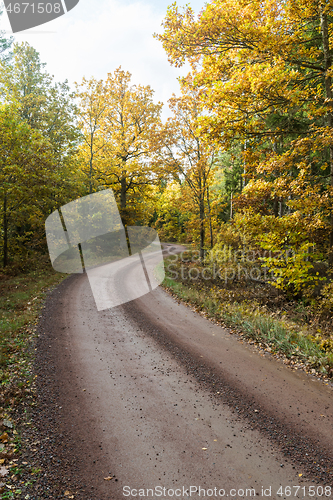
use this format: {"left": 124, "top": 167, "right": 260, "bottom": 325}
{"left": 0, "top": 261, "right": 66, "bottom": 496}
{"left": 161, "top": 254, "right": 333, "bottom": 381}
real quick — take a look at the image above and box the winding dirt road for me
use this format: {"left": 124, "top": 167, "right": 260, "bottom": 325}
{"left": 34, "top": 244, "right": 333, "bottom": 499}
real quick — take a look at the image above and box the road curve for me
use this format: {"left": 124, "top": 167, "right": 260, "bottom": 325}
{"left": 35, "top": 244, "right": 333, "bottom": 500}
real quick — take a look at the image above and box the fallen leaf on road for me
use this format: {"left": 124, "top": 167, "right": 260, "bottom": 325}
{"left": 0, "top": 466, "right": 9, "bottom": 477}
{"left": 64, "top": 491, "right": 74, "bottom": 498}
{"left": 104, "top": 476, "right": 113, "bottom": 480}
{"left": 202, "top": 448, "right": 207, "bottom": 450}
{"left": 0, "top": 434, "right": 8, "bottom": 443}
{"left": 298, "top": 473, "right": 302, "bottom": 477}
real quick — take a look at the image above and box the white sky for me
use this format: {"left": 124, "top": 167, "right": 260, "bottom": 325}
{"left": 0, "top": 0, "right": 205, "bottom": 118}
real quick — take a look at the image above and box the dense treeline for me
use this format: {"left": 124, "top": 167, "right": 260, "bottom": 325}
{"left": 156, "top": 0, "right": 333, "bottom": 299}
{"left": 0, "top": 38, "right": 82, "bottom": 271}
{"left": 1, "top": 0, "right": 333, "bottom": 304}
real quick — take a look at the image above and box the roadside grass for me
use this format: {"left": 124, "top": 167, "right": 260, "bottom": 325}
{"left": 0, "top": 260, "right": 66, "bottom": 495}
{"left": 0, "top": 262, "right": 66, "bottom": 388}
{"left": 162, "top": 257, "right": 333, "bottom": 380}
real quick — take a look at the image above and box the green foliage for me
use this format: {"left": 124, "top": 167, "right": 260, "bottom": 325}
{"left": 0, "top": 7, "right": 13, "bottom": 63}
{"left": 0, "top": 104, "right": 81, "bottom": 270}
{"left": 153, "top": 182, "right": 190, "bottom": 242}
{"left": 213, "top": 143, "right": 244, "bottom": 221}
{"left": 163, "top": 258, "right": 333, "bottom": 378}
{"left": 258, "top": 236, "right": 325, "bottom": 294}
{"left": 0, "top": 43, "right": 83, "bottom": 271}
{"left": 0, "top": 42, "right": 80, "bottom": 165}
{"left": 157, "top": 0, "right": 333, "bottom": 296}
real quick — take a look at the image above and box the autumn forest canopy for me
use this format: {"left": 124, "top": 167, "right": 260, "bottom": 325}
{"left": 1, "top": 0, "right": 333, "bottom": 304}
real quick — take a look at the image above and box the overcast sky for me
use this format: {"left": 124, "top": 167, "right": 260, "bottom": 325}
{"left": 0, "top": 0, "right": 205, "bottom": 118}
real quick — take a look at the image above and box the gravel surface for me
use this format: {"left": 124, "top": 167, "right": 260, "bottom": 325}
{"left": 11, "top": 245, "right": 333, "bottom": 499}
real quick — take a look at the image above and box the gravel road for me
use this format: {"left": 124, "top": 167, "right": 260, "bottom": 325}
{"left": 33, "top": 244, "right": 333, "bottom": 499}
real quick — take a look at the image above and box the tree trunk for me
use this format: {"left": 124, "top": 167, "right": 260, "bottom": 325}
{"left": 207, "top": 187, "right": 213, "bottom": 248}
{"left": 320, "top": 5, "right": 333, "bottom": 266}
{"left": 199, "top": 195, "right": 205, "bottom": 260}
{"left": 243, "top": 139, "right": 247, "bottom": 189}
{"left": 273, "top": 196, "right": 279, "bottom": 217}
{"left": 120, "top": 174, "right": 127, "bottom": 225}
{"left": 89, "top": 129, "right": 94, "bottom": 195}
{"left": 89, "top": 145, "right": 93, "bottom": 195}
{"left": 120, "top": 176, "right": 127, "bottom": 210}
{"left": 3, "top": 194, "right": 8, "bottom": 268}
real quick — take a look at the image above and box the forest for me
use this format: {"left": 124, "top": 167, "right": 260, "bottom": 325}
{"left": 2, "top": 0, "right": 333, "bottom": 378}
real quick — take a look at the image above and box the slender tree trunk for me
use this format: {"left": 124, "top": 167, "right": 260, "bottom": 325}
{"left": 120, "top": 174, "right": 127, "bottom": 225}
{"left": 199, "top": 195, "right": 205, "bottom": 260}
{"left": 273, "top": 196, "right": 279, "bottom": 217}
{"left": 207, "top": 187, "right": 213, "bottom": 249}
{"left": 89, "top": 131, "right": 94, "bottom": 194}
{"left": 89, "top": 157, "right": 93, "bottom": 194}
{"left": 3, "top": 194, "right": 8, "bottom": 268}
{"left": 320, "top": 6, "right": 333, "bottom": 266}
{"left": 243, "top": 139, "right": 247, "bottom": 189}
{"left": 120, "top": 176, "right": 127, "bottom": 210}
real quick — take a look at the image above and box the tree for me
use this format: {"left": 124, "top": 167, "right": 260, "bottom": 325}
{"left": 156, "top": 0, "right": 333, "bottom": 290}
{"left": 0, "top": 105, "right": 77, "bottom": 268}
{"left": 0, "top": 43, "right": 82, "bottom": 270}
{"left": 0, "top": 42, "right": 80, "bottom": 167}
{"left": 213, "top": 142, "right": 245, "bottom": 222}
{"left": 0, "top": 7, "right": 13, "bottom": 62}
{"left": 153, "top": 181, "right": 190, "bottom": 242}
{"left": 75, "top": 77, "right": 108, "bottom": 194}
{"left": 155, "top": 80, "right": 217, "bottom": 258}
{"left": 76, "top": 68, "right": 163, "bottom": 225}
